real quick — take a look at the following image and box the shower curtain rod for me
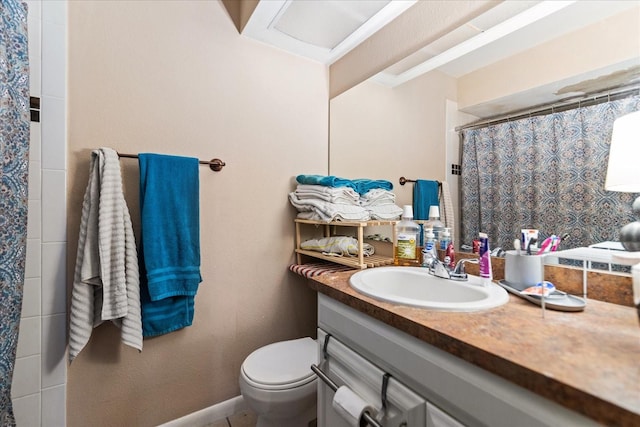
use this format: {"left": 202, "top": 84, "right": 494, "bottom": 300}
{"left": 455, "top": 84, "right": 640, "bottom": 132}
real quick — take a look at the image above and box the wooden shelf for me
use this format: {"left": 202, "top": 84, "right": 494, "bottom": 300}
{"left": 294, "top": 219, "right": 396, "bottom": 269}
{"left": 294, "top": 219, "right": 397, "bottom": 227}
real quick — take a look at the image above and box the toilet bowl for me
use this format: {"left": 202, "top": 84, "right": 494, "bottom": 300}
{"left": 239, "top": 337, "right": 318, "bottom": 427}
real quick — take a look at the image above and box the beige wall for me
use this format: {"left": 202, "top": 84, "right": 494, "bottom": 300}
{"left": 67, "top": 2, "right": 327, "bottom": 426}
{"left": 329, "top": 70, "right": 457, "bottom": 208}
{"left": 458, "top": 7, "right": 640, "bottom": 114}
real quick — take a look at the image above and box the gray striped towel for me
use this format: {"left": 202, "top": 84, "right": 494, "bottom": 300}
{"left": 69, "top": 148, "right": 142, "bottom": 362}
{"left": 439, "top": 181, "right": 455, "bottom": 240}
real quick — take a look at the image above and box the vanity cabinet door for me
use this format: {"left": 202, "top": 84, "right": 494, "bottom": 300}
{"left": 317, "top": 328, "right": 426, "bottom": 427}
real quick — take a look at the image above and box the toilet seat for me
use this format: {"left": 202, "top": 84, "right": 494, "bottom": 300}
{"left": 241, "top": 337, "right": 317, "bottom": 390}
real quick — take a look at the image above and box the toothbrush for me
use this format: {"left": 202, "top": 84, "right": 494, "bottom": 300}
{"left": 538, "top": 235, "right": 557, "bottom": 255}
{"left": 526, "top": 237, "right": 538, "bottom": 256}
{"left": 538, "top": 234, "right": 556, "bottom": 255}
{"left": 551, "top": 233, "right": 570, "bottom": 252}
{"left": 514, "top": 239, "right": 521, "bottom": 256}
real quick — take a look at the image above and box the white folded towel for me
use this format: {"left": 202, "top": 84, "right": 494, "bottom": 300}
{"left": 69, "top": 148, "right": 142, "bottom": 362}
{"left": 359, "top": 188, "right": 396, "bottom": 206}
{"left": 295, "top": 184, "right": 360, "bottom": 205}
{"left": 289, "top": 192, "right": 370, "bottom": 222}
{"left": 367, "top": 204, "right": 404, "bottom": 220}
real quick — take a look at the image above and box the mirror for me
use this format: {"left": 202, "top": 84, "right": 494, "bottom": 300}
{"left": 329, "top": 0, "right": 640, "bottom": 248}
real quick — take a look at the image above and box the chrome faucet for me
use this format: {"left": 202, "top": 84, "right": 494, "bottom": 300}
{"left": 430, "top": 258, "right": 451, "bottom": 279}
{"left": 428, "top": 258, "right": 473, "bottom": 281}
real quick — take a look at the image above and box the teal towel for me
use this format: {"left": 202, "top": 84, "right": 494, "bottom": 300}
{"left": 140, "top": 262, "right": 195, "bottom": 338}
{"left": 139, "top": 153, "right": 202, "bottom": 337}
{"left": 296, "top": 174, "right": 357, "bottom": 191}
{"left": 413, "top": 180, "right": 439, "bottom": 220}
{"left": 295, "top": 174, "right": 393, "bottom": 195}
{"left": 352, "top": 178, "right": 393, "bottom": 195}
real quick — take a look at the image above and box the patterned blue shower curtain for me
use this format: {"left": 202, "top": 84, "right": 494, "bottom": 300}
{"left": 461, "top": 95, "right": 640, "bottom": 252}
{"left": 0, "top": 0, "right": 30, "bottom": 424}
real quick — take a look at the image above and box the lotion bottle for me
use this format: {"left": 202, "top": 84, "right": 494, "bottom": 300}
{"left": 394, "top": 206, "right": 420, "bottom": 266}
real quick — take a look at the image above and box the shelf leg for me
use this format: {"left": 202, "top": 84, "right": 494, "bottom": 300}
{"left": 296, "top": 221, "right": 302, "bottom": 265}
{"left": 358, "top": 225, "right": 365, "bottom": 268}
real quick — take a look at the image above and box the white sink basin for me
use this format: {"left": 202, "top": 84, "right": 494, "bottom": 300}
{"left": 349, "top": 266, "right": 509, "bottom": 312}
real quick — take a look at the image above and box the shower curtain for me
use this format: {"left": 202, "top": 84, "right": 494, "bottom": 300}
{"left": 460, "top": 94, "right": 640, "bottom": 251}
{"left": 0, "top": 0, "right": 30, "bottom": 425}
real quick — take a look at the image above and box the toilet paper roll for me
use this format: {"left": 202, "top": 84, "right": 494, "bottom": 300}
{"left": 505, "top": 250, "right": 544, "bottom": 287}
{"left": 332, "top": 385, "right": 375, "bottom": 427}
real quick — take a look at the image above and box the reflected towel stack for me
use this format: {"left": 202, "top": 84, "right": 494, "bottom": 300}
{"left": 289, "top": 189, "right": 370, "bottom": 222}
{"left": 359, "top": 188, "right": 403, "bottom": 220}
{"left": 294, "top": 184, "right": 360, "bottom": 204}
{"left": 289, "top": 175, "right": 403, "bottom": 222}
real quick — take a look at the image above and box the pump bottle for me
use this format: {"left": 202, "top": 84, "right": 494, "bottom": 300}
{"left": 421, "top": 228, "right": 437, "bottom": 268}
{"left": 439, "top": 227, "right": 451, "bottom": 250}
{"left": 425, "top": 206, "right": 444, "bottom": 247}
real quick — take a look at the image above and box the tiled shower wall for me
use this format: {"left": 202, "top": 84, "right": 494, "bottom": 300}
{"left": 11, "top": 1, "right": 68, "bottom": 426}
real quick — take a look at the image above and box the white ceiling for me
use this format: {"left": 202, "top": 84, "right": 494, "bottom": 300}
{"left": 375, "top": 0, "right": 640, "bottom": 87}
{"left": 243, "top": 0, "right": 639, "bottom": 86}
{"left": 242, "top": 0, "right": 416, "bottom": 65}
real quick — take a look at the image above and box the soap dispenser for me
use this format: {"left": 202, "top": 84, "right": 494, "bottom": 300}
{"left": 421, "top": 227, "right": 437, "bottom": 268}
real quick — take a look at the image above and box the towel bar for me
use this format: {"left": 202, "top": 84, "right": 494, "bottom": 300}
{"left": 117, "top": 152, "right": 226, "bottom": 172}
{"left": 310, "top": 364, "right": 382, "bottom": 427}
{"left": 399, "top": 176, "right": 440, "bottom": 186}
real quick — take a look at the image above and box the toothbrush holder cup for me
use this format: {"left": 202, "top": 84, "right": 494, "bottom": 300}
{"left": 505, "top": 250, "right": 544, "bottom": 287}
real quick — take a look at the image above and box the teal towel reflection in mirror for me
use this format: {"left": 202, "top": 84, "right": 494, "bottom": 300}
{"left": 296, "top": 174, "right": 392, "bottom": 195}
{"left": 413, "top": 179, "right": 439, "bottom": 220}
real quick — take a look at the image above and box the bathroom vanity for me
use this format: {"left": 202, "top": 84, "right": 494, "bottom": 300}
{"left": 308, "top": 270, "right": 640, "bottom": 426}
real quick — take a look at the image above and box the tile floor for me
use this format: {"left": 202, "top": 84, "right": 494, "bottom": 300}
{"left": 205, "top": 409, "right": 317, "bottom": 427}
{"left": 205, "top": 409, "right": 257, "bottom": 427}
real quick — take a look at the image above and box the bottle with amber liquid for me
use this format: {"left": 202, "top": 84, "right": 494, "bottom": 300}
{"left": 394, "top": 205, "right": 421, "bottom": 266}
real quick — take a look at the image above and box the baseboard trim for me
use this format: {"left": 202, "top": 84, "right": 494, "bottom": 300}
{"left": 158, "top": 395, "right": 247, "bottom": 427}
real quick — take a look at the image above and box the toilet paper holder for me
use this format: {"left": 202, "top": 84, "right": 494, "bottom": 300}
{"left": 310, "top": 363, "right": 382, "bottom": 427}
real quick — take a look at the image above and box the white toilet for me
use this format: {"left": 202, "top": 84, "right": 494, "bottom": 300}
{"left": 239, "top": 337, "right": 318, "bottom": 427}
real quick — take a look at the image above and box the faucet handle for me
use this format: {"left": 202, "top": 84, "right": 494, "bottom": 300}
{"left": 450, "top": 259, "right": 475, "bottom": 281}
{"left": 453, "top": 259, "right": 468, "bottom": 275}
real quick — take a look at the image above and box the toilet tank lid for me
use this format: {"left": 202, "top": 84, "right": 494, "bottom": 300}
{"left": 242, "top": 337, "right": 317, "bottom": 386}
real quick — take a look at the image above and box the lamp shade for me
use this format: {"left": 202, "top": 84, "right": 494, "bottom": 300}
{"left": 605, "top": 110, "right": 640, "bottom": 192}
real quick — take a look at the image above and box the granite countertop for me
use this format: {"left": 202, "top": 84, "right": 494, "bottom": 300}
{"left": 307, "top": 270, "right": 640, "bottom": 426}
